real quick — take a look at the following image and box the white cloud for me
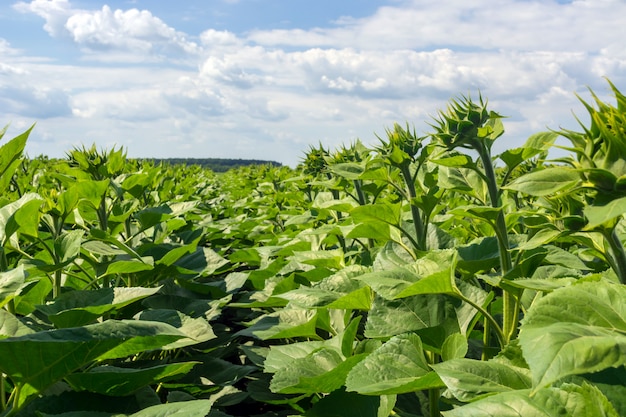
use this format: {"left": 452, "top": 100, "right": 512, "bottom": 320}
{"left": 13, "top": 0, "right": 73, "bottom": 38}
{"left": 14, "top": 1, "right": 199, "bottom": 60}
{"left": 65, "top": 5, "right": 199, "bottom": 56}
{"left": 7, "top": 0, "right": 626, "bottom": 166}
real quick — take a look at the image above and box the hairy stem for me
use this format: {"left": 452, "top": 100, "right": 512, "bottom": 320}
{"left": 605, "top": 227, "right": 626, "bottom": 285}
{"left": 399, "top": 164, "right": 426, "bottom": 251}
{"left": 476, "top": 146, "right": 517, "bottom": 344}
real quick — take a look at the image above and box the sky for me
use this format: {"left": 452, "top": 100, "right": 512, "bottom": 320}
{"left": 1, "top": 0, "right": 625, "bottom": 167}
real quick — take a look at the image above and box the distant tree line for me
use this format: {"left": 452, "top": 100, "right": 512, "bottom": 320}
{"left": 137, "top": 158, "right": 282, "bottom": 172}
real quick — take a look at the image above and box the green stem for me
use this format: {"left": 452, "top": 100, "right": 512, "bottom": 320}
{"left": 429, "top": 388, "right": 441, "bottom": 417}
{"left": 353, "top": 180, "right": 367, "bottom": 206}
{"left": 399, "top": 164, "right": 426, "bottom": 251}
{"left": 53, "top": 270, "right": 62, "bottom": 299}
{"left": 456, "top": 290, "right": 505, "bottom": 350}
{"left": 425, "top": 351, "right": 441, "bottom": 417}
{"left": 476, "top": 146, "right": 516, "bottom": 345}
{"left": 1, "top": 373, "right": 6, "bottom": 413}
{"left": 604, "top": 227, "right": 626, "bottom": 285}
{"left": 482, "top": 304, "right": 492, "bottom": 361}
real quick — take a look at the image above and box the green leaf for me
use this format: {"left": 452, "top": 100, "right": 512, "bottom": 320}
{"left": 136, "top": 309, "right": 216, "bottom": 349}
{"left": 0, "top": 309, "right": 35, "bottom": 338}
{"left": 55, "top": 230, "right": 84, "bottom": 265}
{"left": 441, "top": 333, "right": 468, "bottom": 361}
{"left": 270, "top": 347, "right": 365, "bottom": 394}
{"left": 0, "top": 193, "right": 43, "bottom": 245}
{"left": 393, "top": 261, "right": 457, "bottom": 299}
{"left": 328, "top": 162, "right": 365, "bottom": 180}
{"left": 449, "top": 205, "right": 501, "bottom": 225}
{"left": 457, "top": 236, "right": 501, "bottom": 274}
{"left": 357, "top": 249, "right": 457, "bottom": 300}
{"left": 236, "top": 307, "right": 319, "bottom": 340}
{"left": 524, "top": 131, "right": 559, "bottom": 151}
{"left": 518, "top": 281, "right": 626, "bottom": 390}
{"left": 432, "top": 358, "right": 531, "bottom": 401}
{"left": 36, "top": 287, "right": 161, "bottom": 328}
{"left": 264, "top": 340, "right": 327, "bottom": 373}
{"left": 365, "top": 294, "right": 459, "bottom": 339}
{"left": 104, "top": 257, "right": 154, "bottom": 276}
{"left": 442, "top": 383, "right": 619, "bottom": 417}
{"left": 130, "top": 400, "right": 212, "bottom": 417}
{"left": 345, "top": 333, "right": 444, "bottom": 395}
{"left": 0, "top": 124, "right": 31, "bottom": 194}
{"left": 584, "top": 196, "right": 626, "bottom": 229}
{"left": 504, "top": 167, "right": 580, "bottom": 196}
{"left": 346, "top": 222, "right": 392, "bottom": 241}
{"left": 71, "top": 179, "right": 111, "bottom": 211}
{"left": 7, "top": 193, "right": 44, "bottom": 239}
{"left": 350, "top": 203, "right": 402, "bottom": 226}
{"left": 65, "top": 362, "right": 199, "bottom": 396}
{"left": 175, "top": 247, "right": 229, "bottom": 275}
{"left": 0, "top": 265, "right": 26, "bottom": 309}
{"left": 0, "top": 320, "right": 185, "bottom": 410}
{"left": 432, "top": 153, "right": 474, "bottom": 168}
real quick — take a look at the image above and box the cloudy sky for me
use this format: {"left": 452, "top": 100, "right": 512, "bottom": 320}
{"left": 1, "top": 0, "right": 625, "bottom": 166}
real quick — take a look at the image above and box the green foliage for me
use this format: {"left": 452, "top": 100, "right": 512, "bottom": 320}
{"left": 1, "top": 80, "right": 626, "bottom": 416}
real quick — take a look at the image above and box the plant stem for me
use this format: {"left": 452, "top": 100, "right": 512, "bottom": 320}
{"left": 482, "top": 304, "right": 492, "bottom": 361}
{"left": 429, "top": 388, "right": 441, "bottom": 417}
{"left": 425, "top": 351, "right": 441, "bottom": 417}
{"left": 1, "top": 373, "right": 6, "bottom": 413}
{"left": 53, "top": 270, "right": 62, "bottom": 299}
{"left": 476, "top": 146, "right": 517, "bottom": 344}
{"left": 400, "top": 164, "right": 426, "bottom": 251}
{"left": 605, "top": 227, "right": 626, "bottom": 285}
{"left": 456, "top": 290, "right": 505, "bottom": 350}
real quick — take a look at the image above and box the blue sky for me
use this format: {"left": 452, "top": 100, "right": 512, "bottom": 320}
{"left": 1, "top": 0, "right": 625, "bottom": 166}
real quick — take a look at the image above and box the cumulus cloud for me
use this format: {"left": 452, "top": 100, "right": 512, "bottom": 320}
{"left": 14, "top": 0, "right": 199, "bottom": 60}
{"left": 13, "top": 0, "right": 73, "bottom": 38}
{"left": 65, "top": 6, "right": 199, "bottom": 56}
{"left": 8, "top": 0, "right": 626, "bottom": 165}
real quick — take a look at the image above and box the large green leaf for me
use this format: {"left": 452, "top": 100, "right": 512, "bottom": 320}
{"left": 518, "top": 281, "right": 626, "bottom": 390}
{"left": 104, "top": 257, "right": 155, "bottom": 276}
{"left": 364, "top": 293, "right": 459, "bottom": 340}
{"left": 0, "top": 266, "right": 26, "bottom": 308}
{"left": 55, "top": 230, "right": 84, "bottom": 265}
{"left": 0, "top": 124, "right": 31, "bottom": 194}
{"left": 235, "top": 307, "right": 319, "bottom": 340}
{"left": 65, "top": 362, "right": 199, "bottom": 396}
{"left": 0, "top": 320, "right": 185, "bottom": 410}
{"left": 350, "top": 203, "right": 402, "bottom": 226}
{"left": 264, "top": 340, "right": 327, "bottom": 373}
{"left": 0, "top": 309, "right": 35, "bottom": 338}
{"left": 175, "top": 247, "right": 229, "bottom": 275}
{"left": 136, "top": 309, "right": 216, "bottom": 349}
{"left": 270, "top": 347, "right": 365, "bottom": 394}
{"left": 584, "top": 196, "right": 626, "bottom": 229}
{"left": 442, "top": 383, "right": 619, "bottom": 417}
{"left": 345, "top": 333, "right": 444, "bottom": 395}
{"left": 36, "top": 287, "right": 161, "bottom": 328}
{"left": 499, "top": 132, "right": 557, "bottom": 171}
{"left": 356, "top": 250, "right": 457, "bottom": 300}
{"left": 0, "top": 193, "right": 43, "bottom": 246}
{"left": 504, "top": 167, "right": 580, "bottom": 196}
{"left": 432, "top": 358, "right": 531, "bottom": 401}
{"left": 278, "top": 280, "right": 373, "bottom": 310}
